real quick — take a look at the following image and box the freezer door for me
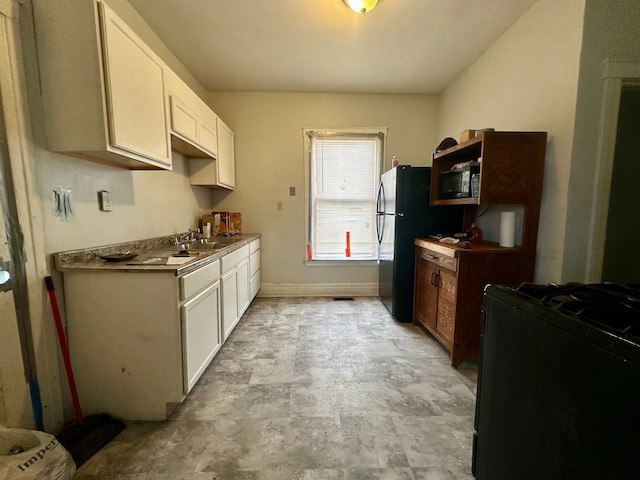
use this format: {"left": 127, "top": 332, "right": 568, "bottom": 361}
{"left": 380, "top": 168, "right": 397, "bottom": 215}
{"left": 378, "top": 169, "right": 397, "bottom": 315}
{"left": 378, "top": 168, "right": 397, "bottom": 260}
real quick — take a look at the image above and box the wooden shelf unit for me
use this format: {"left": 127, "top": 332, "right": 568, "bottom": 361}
{"left": 414, "top": 131, "right": 547, "bottom": 366}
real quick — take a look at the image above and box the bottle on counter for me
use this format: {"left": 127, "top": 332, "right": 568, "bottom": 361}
{"left": 469, "top": 223, "right": 483, "bottom": 242}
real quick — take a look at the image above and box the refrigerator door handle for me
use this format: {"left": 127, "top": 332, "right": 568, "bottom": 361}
{"left": 376, "top": 212, "right": 384, "bottom": 244}
{"left": 375, "top": 181, "right": 386, "bottom": 244}
{"left": 376, "top": 181, "right": 385, "bottom": 214}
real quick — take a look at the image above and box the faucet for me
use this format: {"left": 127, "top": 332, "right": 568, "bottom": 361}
{"left": 173, "top": 229, "right": 199, "bottom": 246}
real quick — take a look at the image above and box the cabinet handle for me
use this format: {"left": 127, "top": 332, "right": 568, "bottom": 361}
{"left": 433, "top": 273, "right": 440, "bottom": 287}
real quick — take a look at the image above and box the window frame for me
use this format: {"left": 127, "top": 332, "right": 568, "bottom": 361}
{"left": 303, "top": 127, "right": 387, "bottom": 264}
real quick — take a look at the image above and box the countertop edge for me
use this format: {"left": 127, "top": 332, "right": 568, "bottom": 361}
{"left": 54, "top": 234, "right": 261, "bottom": 276}
{"left": 414, "top": 237, "right": 523, "bottom": 256}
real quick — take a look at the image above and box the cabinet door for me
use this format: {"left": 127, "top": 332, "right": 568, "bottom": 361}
{"left": 249, "top": 249, "right": 260, "bottom": 277}
{"left": 221, "top": 268, "right": 238, "bottom": 342}
{"left": 170, "top": 95, "right": 198, "bottom": 143}
{"left": 237, "top": 258, "right": 250, "bottom": 317}
{"left": 198, "top": 121, "right": 218, "bottom": 157}
{"left": 249, "top": 248, "right": 261, "bottom": 300}
{"left": 181, "top": 281, "right": 221, "bottom": 394}
{"left": 435, "top": 269, "right": 456, "bottom": 344}
{"left": 250, "top": 270, "right": 261, "bottom": 300}
{"left": 217, "top": 119, "right": 235, "bottom": 189}
{"left": 99, "top": 3, "right": 171, "bottom": 166}
{"left": 414, "top": 257, "right": 439, "bottom": 330}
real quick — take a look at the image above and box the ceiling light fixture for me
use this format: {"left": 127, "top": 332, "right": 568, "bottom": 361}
{"left": 344, "top": 0, "right": 379, "bottom": 14}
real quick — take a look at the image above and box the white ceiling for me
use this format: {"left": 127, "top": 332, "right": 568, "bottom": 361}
{"left": 128, "top": 0, "right": 538, "bottom": 94}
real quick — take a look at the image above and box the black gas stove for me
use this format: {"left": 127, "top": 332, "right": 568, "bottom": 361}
{"left": 473, "top": 282, "right": 640, "bottom": 480}
{"left": 505, "top": 282, "right": 640, "bottom": 364}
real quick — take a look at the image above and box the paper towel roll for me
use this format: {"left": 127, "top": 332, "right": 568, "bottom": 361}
{"left": 499, "top": 211, "right": 516, "bottom": 247}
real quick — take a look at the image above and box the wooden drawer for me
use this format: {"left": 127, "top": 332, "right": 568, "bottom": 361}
{"left": 180, "top": 260, "right": 220, "bottom": 300}
{"left": 418, "top": 248, "right": 457, "bottom": 272}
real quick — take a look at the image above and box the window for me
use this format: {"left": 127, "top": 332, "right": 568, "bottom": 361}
{"left": 305, "top": 128, "right": 385, "bottom": 261}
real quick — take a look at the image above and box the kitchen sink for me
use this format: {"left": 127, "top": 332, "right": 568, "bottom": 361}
{"left": 176, "top": 242, "right": 219, "bottom": 251}
{"left": 176, "top": 238, "right": 239, "bottom": 251}
{"left": 212, "top": 237, "right": 239, "bottom": 247}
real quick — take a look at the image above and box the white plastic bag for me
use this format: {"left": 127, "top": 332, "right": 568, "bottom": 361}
{"left": 0, "top": 427, "right": 75, "bottom": 479}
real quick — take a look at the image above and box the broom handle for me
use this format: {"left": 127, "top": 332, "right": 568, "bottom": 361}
{"left": 45, "top": 276, "right": 83, "bottom": 421}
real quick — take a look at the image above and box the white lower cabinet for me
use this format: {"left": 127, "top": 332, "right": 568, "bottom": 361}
{"left": 221, "top": 268, "right": 239, "bottom": 342}
{"left": 59, "top": 238, "right": 260, "bottom": 420}
{"left": 178, "top": 260, "right": 223, "bottom": 395}
{"left": 62, "top": 260, "right": 220, "bottom": 421}
{"left": 249, "top": 239, "right": 261, "bottom": 300}
{"left": 181, "top": 280, "right": 220, "bottom": 393}
{"left": 220, "top": 244, "right": 250, "bottom": 342}
{"left": 237, "top": 258, "right": 250, "bottom": 317}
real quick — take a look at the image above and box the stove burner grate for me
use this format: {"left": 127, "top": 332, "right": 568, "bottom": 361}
{"left": 512, "top": 282, "right": 640, "bottom": 343}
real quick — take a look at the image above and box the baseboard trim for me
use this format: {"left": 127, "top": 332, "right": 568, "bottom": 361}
{"left": 257, "top": 283, "right": 378, "bottom": 297}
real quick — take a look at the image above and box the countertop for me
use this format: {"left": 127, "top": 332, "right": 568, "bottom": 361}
{"left": 414, "top": 237, "right": 522, "bottom": 257}
{"left": 54, "top": 233, "right": 261, "bottom": 276}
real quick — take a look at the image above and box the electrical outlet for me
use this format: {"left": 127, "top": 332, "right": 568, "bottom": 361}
{"left": 289, "top": 186, "right": 296, "bottom": 196}
{"left": 99, "top": 190, "right": 113, "bottom": 211}
{"left": 277, "top": 200, "right": 283, "bottom": 210}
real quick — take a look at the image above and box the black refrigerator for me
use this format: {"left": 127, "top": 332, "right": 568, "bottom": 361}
{"left": 376, "top": 166, "right": 462, "bottom": 323}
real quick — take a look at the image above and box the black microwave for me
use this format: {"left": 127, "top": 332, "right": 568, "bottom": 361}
{"left": 439, "top": 165, "right": 480, "bottom": 199}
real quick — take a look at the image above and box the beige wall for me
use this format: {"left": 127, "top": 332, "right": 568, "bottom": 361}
{"left": 438, "top": 0, "right": 586, "bottom": 283}
{"left": 562, "top": 0, "right": 640, "bottom": 281}
{"left": 6, "top": 0, "right": 215, "bottom": 430}
{"left": 16, "top": 0, "right": 440, "bottom": 427}
{"left": 23, "top": 0, "right": 214, "bottom": 255}
{"left": 207, "top": 92, "right": 438, "bottom": 290}
{"left": 10, "top": 0, "right": 634, "bottom": 431}
{"left": 107, "top": 0, "right": 207, "bottom": 99}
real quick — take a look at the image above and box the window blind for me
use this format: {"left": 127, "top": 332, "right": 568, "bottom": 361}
{"left": 309, "top": 131, "right": 383, "bottom": 260}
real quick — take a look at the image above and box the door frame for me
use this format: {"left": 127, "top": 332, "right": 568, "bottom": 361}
{"left": 0, "top": 0, "right": 62, "bottom": 430}
{"left": 586, "top": 59, "right": 640, "bottom": 282}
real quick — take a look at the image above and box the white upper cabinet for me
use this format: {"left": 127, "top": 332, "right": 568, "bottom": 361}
{"left": 167, "top": 70, "right": 236, "bottom": 190}
{"left": 33, "top": 0, "right": 236, "bottom": 180}
{"left": 165, "top": 70, "right": 218, "bottom": 159}
{"left": 32, "top": 0, "right": 172, "bottom": 169}
{"left": 190, "top": 116, "right": 236, "bottom": 190}
{"left": 217, "top": 118, "right": 236, "bottom": 189}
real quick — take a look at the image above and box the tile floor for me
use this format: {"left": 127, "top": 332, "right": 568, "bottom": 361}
{"left": 75, "top": 296, "right": 478, "bottom": 479}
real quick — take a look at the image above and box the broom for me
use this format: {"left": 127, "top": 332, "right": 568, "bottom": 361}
{"left": 45, "top": 276, "right": 125, "bottom": 467}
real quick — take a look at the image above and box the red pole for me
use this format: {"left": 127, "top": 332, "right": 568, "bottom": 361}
{"left": 45, "top": 276, "right": 83, "bottom": 421}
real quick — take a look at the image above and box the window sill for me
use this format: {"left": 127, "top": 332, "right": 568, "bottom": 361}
{"left": 304, "top": 259, "right": 379, "bottom": 267}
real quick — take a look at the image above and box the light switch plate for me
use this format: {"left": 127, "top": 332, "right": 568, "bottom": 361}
{"left": 289, "top": 186, "right": 296, "bottom": 196}
{"left": 99, "top": 190, "right": 113, "bottom": 211}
